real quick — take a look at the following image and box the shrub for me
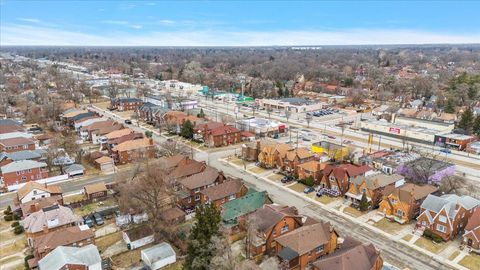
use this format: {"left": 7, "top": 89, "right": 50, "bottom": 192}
{"left": 3, "top": 205, "right": 12, "bottom": 215}
{"left": 11, "top": 221, "right": 20, "bottom": 228}
{"left": 359, "top": 192, "right": 370, "bottom": 212}
{"left": 13, "top": 214, "right": 20, "bottom": 220}
{"left": 14, "top": 225, "right": 24, "bottom": 235}
{"left": 423, "top": 228, "right": 443, "bottom": 243}
{"left": 299, "top": 176, "right": 315, "bottom": 187}
{"left": 4, "top": 214, "right": 13, "bottom": 221}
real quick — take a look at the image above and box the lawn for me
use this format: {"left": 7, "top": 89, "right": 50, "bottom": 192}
{"left": 0, "top": 216, "right": 13, "bottom": 231}
{"left": 343, "top": 206, "right": 365, "bottom": 218}
{"left": 288, "top": 182, "right": 308, "bottom": 193}
{"left": 111, "top": 248, "right": 142, "bottom": 268}
{"left": 414, "top": 237, "right": 448, "bottom": 254}
{"left": 373, "top": 218, "right": 406, "bottom": 234}
{"left": 229, "top": 157, "right": 248, "bottom": 167}
{"left": 63, "top": 194, "right": 85, "bottom": 204}
{"left": 0, "top": 238, "right": 27, "bottom": 258}
{"left": 0, "top": 255, "right": 23, "bottom": 265}
{"left": 267, "top": 173, "right": 284, "bottom": 181}
{"left": 164, "top": 260, "right": 184, "bottom": 270}
{"left": 315, "top": 195, "right": 337, "bottom": 205}
{"left": 402, "top": 234, "right": 413, "bottom": 242}
{"left": 74, "top": 198, "right": 118, "bottom": 216}
{"left": 247, "top": 166, "right": 266, "bottom": 174}
{"left": 0, "top": 229, "right": 21, "bottom": 242}
{"left": 448, "top": 250, "right": 460, "bottom": 261}
{"left": 96, "top": 231, "right": 123, "bottom": 253}
{"left": 459, "top": 253, "right": 480, "bottom": 270}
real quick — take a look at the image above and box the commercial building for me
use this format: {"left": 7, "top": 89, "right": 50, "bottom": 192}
{"left": 258, "top": 98, "right": 326, "bottom": 113}
{"left": 360, "top": 119, "right": 442, "bottom": 144}
{"left": 434, "top": 133, "right": 477, "bottom": 151}
{"left": 393, "top": 116, "right": 454, "bottom": 133}
{"left": 236, "top": 118, "right": 287, "bottom": 137}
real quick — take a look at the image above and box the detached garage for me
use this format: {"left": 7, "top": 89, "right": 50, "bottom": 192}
{"left": 123, "top": 224, "right": 154, "bottom": 250}
{"left": 141, "top": 242, "right": 176, "bottom": 270}
{"left": 63, "top": 164, "right": 85, "bottom": 177}
{"left": 95, "top": 156, "right": 115, "bottom": 174}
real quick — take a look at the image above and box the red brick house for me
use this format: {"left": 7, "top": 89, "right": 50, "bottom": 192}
{"left": 202, "top": 124, "right": 242, "bottom": 148}
{"left": 0, "top": 137, "right": 36, "bottom": 153}
{"left": 200, "top": 178, "right": 248, "bottom": 208}
{"left": 83, "top": 182, "right": 108, "bottom": 201}
{"left": 319, "top": 164, "right": 372, "bottom": 197}
{"left": 111, "top": 138, "right": 156, "bottom": 164}
{"left": 1, "top": 160, "right": 48, "bottom": 187}
{"left": 416, "top": 194, "right": 479, "bottom": 241}
{"left": 281, "top": 148, "right": 315, "bottom": 176}
{"left": 463, "top": 208, "right": 480, "bottom": 254}
{"left": 297, "top": 160, "right": 327, "bottom": 185}
{"left": 110, "top": 97, "right": 143, "bottom": 111}
{"left": 177, "top": 167, "right": 225, "bottom": 210}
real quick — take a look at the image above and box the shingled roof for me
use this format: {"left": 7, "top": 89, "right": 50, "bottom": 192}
{"left": 200, "top": 178, "right": 244, "bottom": 201}
{"left": 276, "top": 220, "right": 334, "bottom": 255}
{"left": 179, "top": 166, "right": 219, "bottom": 190}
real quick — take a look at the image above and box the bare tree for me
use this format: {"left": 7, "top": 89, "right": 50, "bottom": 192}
{"left": 284, "top": 109, "right": 292, "bottom": 123}
{"left": 159, "top": 140, "right": 190, "bottom": 157}
{"left": 210, "top": 235, "right": 239, "bottom": 270}
{"left": 266, "top": 107, "right": 273, "bottom": 119}
{"left": 107, "top": 80, "right": 119, "bottom": 104}
{"left": 260, "top": 257, "right": 281, "bottom": 270}
{"left": 439, "top": 175, "right": 467, "bottom": 194}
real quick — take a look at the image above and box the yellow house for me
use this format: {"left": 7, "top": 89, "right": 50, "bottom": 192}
{"left": 311, "top": 141, "right": 349, "bottom": 161}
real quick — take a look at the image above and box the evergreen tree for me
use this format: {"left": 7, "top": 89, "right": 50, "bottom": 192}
{"left": 184, "top": 204, "right": 221, "bottom": 270}
{"left": 458, "top": 107, "right": 474, "bottom": 134}
{"left": 181, "top": 120, "right": 194, "bottom": 139}
{"left": 468, "top": 85, "right": 478, "bottom": 100}
{"left": 284, "top": 88, "right": 290, "bottom": 97}
{"left": 444, "top": 98, "right": 455, "bottom": 113}
{"left": 278, "top": 87, "right": 284, "bottom": 97}
{"left": 473, "top": 115, "right": 480, "bottom": 136}
{"left": 197, "top": 108, "right": 205, "bottom": 118}
{"left": 359, "top": 192, "right": 369, "bottom": 212}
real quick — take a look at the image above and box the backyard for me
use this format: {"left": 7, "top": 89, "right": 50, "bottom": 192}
{"left": 96, "top": 231, "right": 123, "bottom": 253}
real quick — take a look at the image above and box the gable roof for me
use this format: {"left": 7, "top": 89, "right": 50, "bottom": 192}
{"left": 276, "top": 221, "right": 333, "bottom": 255}
{"left": 104, "top": 128, "right": 133, "bottom": 139}
{"left": 22, "top": 204, "right": 82, "bottom": 233}
{"left": 4, "top": 149, "right": 44, "bottom": 161}
{"left": 124, "top": 224, "right": 154, "bottom": 241}
{"left": 95, "top": 156, "right": 114, "bottom": 164}
{"left": 112, "top": 138, "right": 153, "bottom": 152}
{"left": 34, "top": 225, "right": 94, "bottom": 255}
{"left": 63, "top": 164, "right": 85, "bottom": 173}
{"left": 323, "top": 164, "right": 371, "bottom": 180}
{"left": 208, "top": 125, "right": 240, "bottom": 136}
{"left": 0, "top": 137, "right": 35, "bottom": 147}
{"left": 421, "top": 194, "right": 480, "bottom": 220}
{"left": 297, "top": 160, "right": 324, "bottom": 172}
{"left": 286, "top": 148, "right": 314, "bottom": 161}
{"left": 20, "top": 195, "right": 63, "bottom": 217}
{"left": 17, "top": 182, "right": 62, "bottom": 200}
{"left": 38, "top": 244, "right": 101, "bottom": 270}
{"left": 157, "top": 155, "right": 187, "bottom": 170}
{"left": 222, "top": 190, "right": 268, "bottom": 222}
{"left": 352, "top": 173, "right": 404, "bottom": 190}
{"left": 465, "top": 208, "right": 480, "bottom": 232}
{"left": 141, "top": 242, "right": 176, "bottom": 264}
{"left": 200, "top": 178, "right": 244, "bottom": 201}
{"left": 383, "top": 183, "right": 438, "bottom": 203}
{"left": 168, "top": 159, "right": 206, "bottom": 179}
{"left": 84, "top": 182, "right": 107, "bottom": 194}
{"left": 179, "top": 167, "right": 219, "bottom": 190}
{"left": 251, "top": 204, "right": 299, "bottom": 233}
{"left": 1, "top": 160, "right": 47, "bottom": 173}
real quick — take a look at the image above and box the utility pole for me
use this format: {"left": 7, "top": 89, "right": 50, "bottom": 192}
{"left": 378, "top": 135, "right": 382, "bottom": 151}
{"left": 296, "top": 130, "right": 299, "bottom": 149}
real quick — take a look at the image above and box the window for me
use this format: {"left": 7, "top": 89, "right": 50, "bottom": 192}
{"left": 396, "top": 209, "right": 403, "bottom": 217}
{"left": 272, "top": 230, "right": 276, "bottom": 236}
{"left": 16, "top": 171, "right": 21, "bottom": 176}
{"left": 194, "top": 187, "right": 200, "bottom": 193}
{"left": 438, "top": 215, "right": 447, "bottom": 223}
{"left": 33, "top": 190, "right": 37, "bottom": 195}
{"left": 316, "top": 245, "right": 324, "bottom": 253}
{"left": 329, "top": 175, "right": 335, "bottom": 182}
{"left": 187, "top": 197, "right": 192, "bottom": 203}
{"left": 21, "top": 176, "right": 27, "bottom": 181}
{"left": 332, "top": 186, "right": 338, "bottom": 191}
{"left": 390, "top": 198, "right": 397, "bottom": 204}
{"left": 281, "top": 224, "right": 289, "bottom": 234}
{"left": 361, "top": 188, "right": 367, "bottom": 194}
{"left": 195, "top": 195, "right": 200, "bottom": 201}
{"left": 436, "top": 224, "right": 446, "bottom": 233}
{"left": 228, "top": 194, "right": 236, "bottom": 201}
{"left": 28, "top": 169, "right": 32, "bottom": 173}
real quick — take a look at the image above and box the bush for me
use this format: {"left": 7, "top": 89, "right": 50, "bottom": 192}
{"left": 13, "top": 214, "right": 20, "bottom": 220}
{"left": 14, "top": 225, "right": 24, "bottom": 235}
{"left": 3, "top": 205, "right": 12, "bottom": 215}
{"left": 11, "top": 221, "right": 20, "bottom": 228}
{"left": 423, "top": 228, "right": 444, "bottom": 243}
{"left": 299, "top": 176, "right": 315, "bottom": 187}
{"left": 24, "top": 254, "right": 34, "bottom": 269}
{"left": 4, "top": 214, "right": 13, "bottom": 221}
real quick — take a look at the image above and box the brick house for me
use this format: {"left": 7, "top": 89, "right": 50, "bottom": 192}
{"left": 416, "top": 194, "right": 479, "bottom": 241}
{"left": 241, "top": 139, "right": 275, "bottom": 162}
{"left": 345, "top": 174, "right": 405, "bottom": 209}
{"left": 318, "top": 164, "right": 372, "bottom": 197}
{"left": 111, "top": 138, "right": 155, "bottom": 164}
{"left": 106, "top": 132, "right": 144, "bottom": 151}
{"left": 462, "top": 208, "right": 480, "bottom": 254}
{"left": 258, "top": 143, "right": 292, "bottom": 169}
{"left": 166, "top": 158, "right": 207, "bottom": 183}
{"left": 313, "top": 237, "right": 383, "bottom": 270}
{"left": 110, "top": 97, "right": 143, "bottom": 111}
{"left": 177, "top": 167, "right": 224, "bottom": 210}
{"left": 202, "top": 125, "right": 242, "bottom": 148}
{"left": 20, "top": 196, "right": 64, "bottom": 218}
{"left": 0, "top": 137, "right": 36, "bottom": 153}
{"left": 1, "top": 160, "right": 49, "bottom": 187}
{"left": 200, "top": 178, "right": 248, "bottom": 208}
{"left": 275, "top": 220, "right": 338, "bottom": 270}
{"left": 280, "top": 148, "right": 315, "bottom": 176}
{"left": 83, "top": 182, "right": 108, "bottom": 201}
{"left": 164, "top": 111, "right": 201, "bottom": 133}
{"left": 248, "top": 205, "right": 303, "bottom": 257}
{"left": 378, "top": 183, "right": 438, "bottom": 224}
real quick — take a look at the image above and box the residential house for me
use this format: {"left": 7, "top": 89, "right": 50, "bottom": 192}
{"left": 111, "top": 138, "right": 155, "bottom": 165}
{"left": 378, "top": 183, "right": 438, "bottom": 224}
{"left": 313, "top": 237, "right": 383, "bottom": 270}
{"left": 164, "top": 111, "right": 201, "bottom": 133}
{"left": 157, "top": 154, "right": 189, "bottom": 172}
{"left": 19, "top": 196, "right": 64, "bottom": 218}
{"left": 137, "top": 102, "right": 167, "bottom": 124}
{"left": 94, "top": 156, "right": 115, "bottom": 174}
{"left": 63, "top": 164, "right": 85, "bottom": 177}
{"left": 37, "top": 244, "right": 102, "bottom": 270}
{"left": 1, "top": 160, "right": 49, "bottom": 187}
{"left": 79, "top": 120, "right": 116, "bottom": 141}
{"left": 22, "top": 204, "right": 83, "bottom": 246}
{"left": 67, "top": 112, "right": 96, "bottom": 127}
{"left": 275, "top": 220, "right": 338, "bottom": 270}
{"left": 105, "top": 132, "right": 144, "bottom": 151}
{"left": 101, "top": 128, "right": 134, "bottom": 145}
{"left": 280, "top": 148, "right": 315, "bottom": 175}
{"left": 110, "top": 97, "right": 143, "bottom": 111}
{"left": 221, "top": 190, "right": 271, "bottom": 230}
{"left": 123, "top": 224, "right": 155, "bottom": 250}
{"left": 258, "top": 143, "right": 292, "bottom": 169}
{"left": 73, "top": 116, "right": 106, "bottom": 131}
{"left": 416, "top": 194, "right": 479, "bottom": 241}
{"left": 90, "top": 123, "right": 124, "bottom": 144}
{"left": 202, "top": 124, "right": 242, "bottom": 148}
{"left": 397, "top": 157, "right": 455, "bottom": 184}
{"left": 200, "top": 178, "right": 248, "bottom": 208}
{"left": 0, "top": 137, "right": 36, "bottom": 153}
{"left": 296, "top": 160, "right": 327, "bottom": 185}
{"left": 0, "top": 149, "right": 46, "bottom": 167}
{"left": 319, "top": 164, "right": 372, "bottom": 197}
{"left": 159, "top": 207, "right": 186, "bottom": 225}
{"left": 345, "top": 173, "right": 405, "bottom": 209}
{"left": 166, "top": 158, "right": 206, "bottom": 183}
{"left": 462, "top": 208, "right": 480, "bottom": 254}
{"left": 241, "top": 139, "right": 275, "bottom": 162}
{"left": 15, "top": 181, "right": 62, "bottom": 204}
{"left": 83, "top": 182, "right": 108, "bottom": 201}
{"left": 248, "top": 204, "right": 303, "bottom": 256}
{"left": 177, "top": 167, "right": 225, "bottom": 210}
{"left": 29, "top": 225, "right": 95, "bottom": 269}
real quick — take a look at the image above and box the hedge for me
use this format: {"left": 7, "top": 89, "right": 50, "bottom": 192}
{"left": 423, "top": 228, "right": 444, "bottom": 243}
{"left": 299, "top": 176, "right": 315, "bottom": 187}
{"left": 4, "top": 214, "right": 13, "bottom": 221}
{"left": 11, "top": 221, "right": 20, "bottom": 228}
{"left": 3, "top": 206, "right": 12, "bottom": 215}
{"left": 14, "top": 225, "right": 24, "bottom": 235}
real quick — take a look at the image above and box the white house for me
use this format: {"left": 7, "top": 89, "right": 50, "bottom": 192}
{"left": 141, "top": 242, "right": 176, "bottom": 270}
{"left": 16, "top": 181, "right": 62, "bottom": 204}
{"left": 123, "top": 224, "right": 154, "bottom": 250}
{"left": 38, "top": 244, "right": 102, "bottom": 270}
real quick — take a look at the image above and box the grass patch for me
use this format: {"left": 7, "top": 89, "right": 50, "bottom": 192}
{"left": 448, "top": 250, "right": 460, "bottom": 261}
{"left": 288, "top": 182, "right": 308, "bottom": 193}
{"left": 459, "top": 254, "right": 480, "bottom": 270}
{"left": 315, "top": 195, "right": 336, "bottom": 205}
{"left": 96, "top": 231, "right": 123, "bottom": 253}
{"left": 0, "top": 217, "right": 13, "bottom": 231}
{"left": 267, "top": 174, "right": 284, "bottom": 181}
{"left": 373, "top": 218, "right": 405, "bottom": 234}
{"left": 0, "top": 238, "right": 27, "bottom": 258}
{"left": 229, "top": 157, "right": 249, "bottom": 167}
{"left": 0, "top": 229, "right": 20, "bottom": 242}
{"left": 64, "top": 194, "right": 85, "bottom": 204}
{"left": 402, "top": 234, "right": 413, "bottom": 242}
{"left": 74, "top": 198, "right": 117, "bottom": 216}
{"left": 414, "top": 237, "right": 448, "bottom": 254}
{"left": 247, "top": 166, "right": 266, "bottom": 174}
{"left": 343, "top": 206, "right": 364, "bottom": 218}
{"left": 111, "top": 249, "right": 142, "bottom": 268}
{"left": 0, "top": 255, "right": 23, "bottom": 265}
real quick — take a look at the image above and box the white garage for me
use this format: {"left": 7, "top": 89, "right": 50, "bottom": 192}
{"left": 141, "top": 242, "right": 176, "bottom": 270}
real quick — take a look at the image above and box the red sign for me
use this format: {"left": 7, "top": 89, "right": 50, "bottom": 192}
{"left": 389, "top": 127, "right": 401, "bottom": 134}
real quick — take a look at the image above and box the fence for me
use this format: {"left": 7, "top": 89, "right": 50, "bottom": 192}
{"left": 7, "top": 174, "right": 69, "bottom": 192}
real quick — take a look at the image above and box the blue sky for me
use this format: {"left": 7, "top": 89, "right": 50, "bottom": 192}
{"left": 1, "top": 1, "right": 480, "bottom": 46}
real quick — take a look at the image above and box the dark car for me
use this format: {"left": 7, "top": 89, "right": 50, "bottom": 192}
{"left": 440, "top": 148, "right": 451, "bottom": 154}
{"left": 124, "top": 119, "right": 132, "bottom": 124}
{"left": 302, "top": 137, "right": 311, "bottom": 141}
{"left": 281, "top": 176, "right": 293, "bottom": 183}
{"left": 327, "top": 135, "right": 336, "bottom": 139}
{"left": 93, "top": 213, "right": 104, "bottom": 226}
{"left": 83, "top": 215, "right": 94, "bottom": 227}
{"left": 303, "top": 187, "right": 315, "bottom": 194}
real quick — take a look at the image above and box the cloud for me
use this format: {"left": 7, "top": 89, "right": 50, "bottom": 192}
{"left": 17, "top": 18, "right": 41, "bottom": 23}
{"left": 101, "top": 20, "right": 143, "bottom": 29}
{"left": 158, "top": 19, "right": 175, "bottom": 25}
{"left": 1, "top": 24, "right": 479, "bottom": 46}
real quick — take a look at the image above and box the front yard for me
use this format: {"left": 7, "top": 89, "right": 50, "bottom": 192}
{"left": 402, "top": 234, "right": 413, "bottom": 242}
{"left": 288, "top": 182, "right": 308, "bottom": 193}
{"left": 0, "top": 237, "right": 27, "bottom": 258}
{"left": 414, "top": 237, "right": 449, "bottom": 254}
{"left": 373, "top": 218, "right": 407, "bottom": 234}
{"left": 247, "top": 166, "right": 266, "bottom": 174}
{"left": 343, "top": 206, "right": 364, "bottom": 218}
{"left": 459, "top": 253, "right": 480, "bottom": 270}
{"left": 267, "top": 173, "right": 283, "bottom": 182}
{"left": 314, "top": 195, "right": 337, "bottom": 205}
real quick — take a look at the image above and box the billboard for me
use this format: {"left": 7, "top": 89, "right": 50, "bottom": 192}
{"left": 389, "top": 127, "right": 401, "bottom": 134}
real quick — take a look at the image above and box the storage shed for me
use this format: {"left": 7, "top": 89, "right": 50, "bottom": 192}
{"left": 141, "top": 242, "right": 176, "bottom": 270}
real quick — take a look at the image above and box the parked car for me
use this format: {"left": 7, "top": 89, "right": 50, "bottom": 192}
{"left": 281, "top": 176, "right": 293, "bottom": 183}
{"left": 327, "top": 135, "right": 336, "bottom": 139}
{"left": 93, "top": 213, "right": 104, "bottom": 226}
{"left": 303, "top": 187, "right": 315, "bottom": 194}
{"left": 440, "top": 148, "right": 451, "bottom": 154}
{"left": 124, "top": 119, "right": 132, "bottom": 124}
{"left": 302, "top": 137, "right": 311, "bottom": 141}
{"left": 83, "top": 215, "right": 94, "bottom": 227}
{"left": 316, "top": 189, "right": 325, "bottom": 197}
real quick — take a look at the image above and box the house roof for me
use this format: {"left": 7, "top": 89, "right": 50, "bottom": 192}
{"left": 38, "top": 244, "right": 101, "bottom": 270}
{"left": 352, "top": 173, "right": 404, "bottom": 190}
{"left": 124, "top": 224, "right": 154, "bottom": 241}
{"left": 84, "top": 182, "right": 107, "bottom": 195}
{"left": 323, "top": 164, "right": 371, "bottom": 180}
{"left": 286, "top": 148, "right": 314, "bottom": 161}
{"left": 277, "top": 246, "right": 299, "bottom": 261}
{"left": 95, "top": 156, "right": 114, "bottom": 164}
{"left": 250, "top": 204, "right": 298, "bottom": 233}
{"left": 4, "top": 149, "right": 44, "bottom": 161}
{"left": 222, "top": 190, "right": 268, "bottom": 222}
{"left": 168, "top": 159, "right": 206, "bottom": 179}
{"left": 1, "top": 160, "right": 47, "bottom": 174}
{"left": 296, "top": 160, "right": 324, "bottom": 172}
{"left": 34, "top": 225, "right": 94, "bottom": 255}
{"left": 0, "top": 124, "right": 24, "bottom": 134}
{"left": 157, "top": 155, "right": 186, "bottom": 171}
{"left": 0, "top": 119, "right": 21, "bottom": 126}
{"left": 313, "top": 237, "right": 380, "bottom": 270}
{"left": 104, "top": 128, "right": 133, "bottom": 139}
{"left": 141, "top": 242, "right": 176, "bottom": 264}
{"left": 421, "top": 194, "right": 479, "bottom": 220}
{"left": 194, "top": 121, "right": 224, "bottom": 131}
{"left": 81, "top": 120, "right": 115, "bottom": 131}
{"left": 108, "top": 132, "right": 143, "bottom": 145}
{"left": 22, "top": 204, "right": 82, "bottom": 233}
{"left": 160, "top": 207, "right": 185, "bottom": 222}
{"left": 465, "top": 208, "right": 480, "bottom": 232}
{"left": 17, "top": 182, "right": 62, "bottom": 200}
{"left": 112, "top": 138, "right": 152, "bottom": 152}
{"left": 62, "top": 110, "right": 89, "bottom": 118}
{"left": 20, "top": 195, "right": 63, "bottom": 216}
{"left": 275, "top": 221, "right": 333, "bottom": 255}
{"left": 208, "top": 125, "right": 240, "bottom": 136}
{"left": 179, "top": 167, "right": 219, "bottom": 190}
{"left": 404, "top": 157, "right": 454, "bottom": 173}
{"left": 383, "top": 183, "right": 437, "bottom": 202}
{"left": 63, "top": 164, "right": 85, "bottom": 173}
{"left": 0, "top": 137, "right": 35, "bottom": 147}
{"left": 200, "top": 178, "right": 244, "bottom": 201}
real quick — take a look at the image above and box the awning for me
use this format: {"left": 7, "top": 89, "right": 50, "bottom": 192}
{"left": 277, "top": 246, "right": 299, "bottom": 261}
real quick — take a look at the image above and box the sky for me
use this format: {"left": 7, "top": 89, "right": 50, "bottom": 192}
{"left": 1, "top": 1, "right": 480, "bottom": 46}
